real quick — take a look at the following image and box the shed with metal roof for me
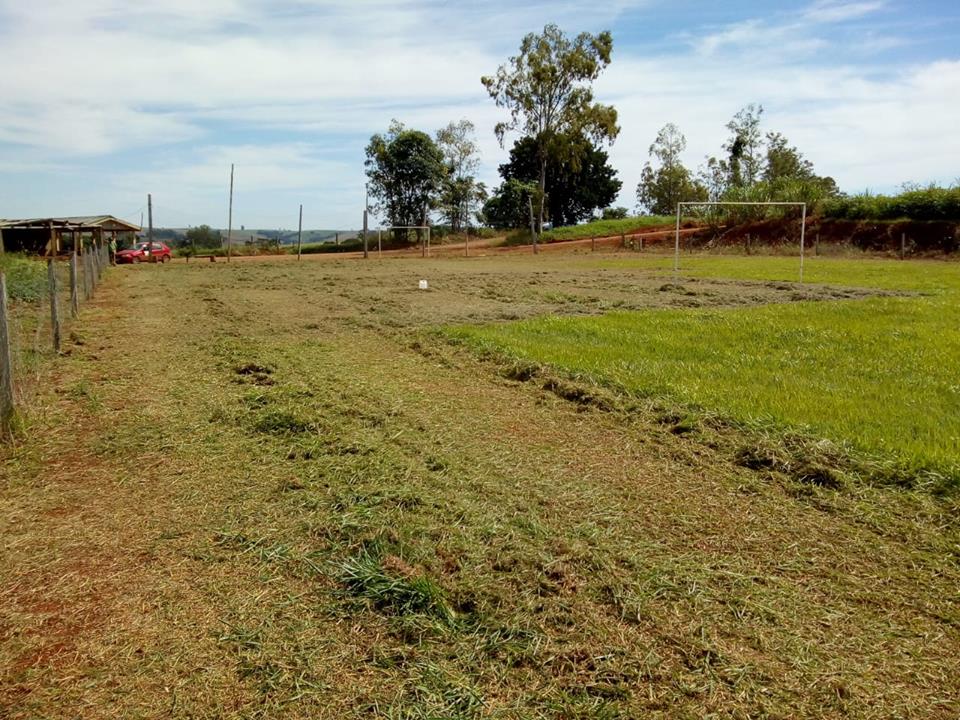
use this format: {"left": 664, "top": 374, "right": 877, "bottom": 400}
{"left": 0, "top": 216, "right": 141, "bottom": 255}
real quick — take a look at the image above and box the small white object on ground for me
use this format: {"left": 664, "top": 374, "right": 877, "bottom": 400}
{"left": 418, "top": 279, "right": 429, "bottom": 290}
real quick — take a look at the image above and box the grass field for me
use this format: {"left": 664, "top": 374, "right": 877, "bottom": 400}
{"left": 450, "top": 257, "right": 960, "bottom": 489}
{"left": 1, "top": 252, "right": 958, "bottom": 719}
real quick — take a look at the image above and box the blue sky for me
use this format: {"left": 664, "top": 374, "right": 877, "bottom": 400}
{"left": 1, "top": 0, "right": 958, "bottom": 230}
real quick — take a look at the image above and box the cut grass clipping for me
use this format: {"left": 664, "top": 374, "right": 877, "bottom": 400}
{"left": 338, "top": 546, "right": 456, "bottom": 626}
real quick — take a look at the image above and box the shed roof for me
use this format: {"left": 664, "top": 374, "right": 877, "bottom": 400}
{"left": 0, "top": 215, "right": 141, "bottom": 231}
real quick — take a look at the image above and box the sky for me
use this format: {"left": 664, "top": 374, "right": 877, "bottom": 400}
{"left": 0, "top": 0, "right": 958, "bottom": 230}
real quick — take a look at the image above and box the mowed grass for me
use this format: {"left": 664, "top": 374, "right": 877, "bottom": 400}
{"left": 3, "top": 254, "right": 959, "bottom": 719}
{"left": 451, "top": 256, "right": 960, "bottom": 486}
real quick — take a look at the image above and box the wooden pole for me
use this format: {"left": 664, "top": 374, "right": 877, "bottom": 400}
{"left": 147, "top": 193, "right": 154, "bottom": 244}
{"left": 527, "top": 195, "right": 538, "bottom": 255}
{"left": 69, "top": 251, "right": 79, "bottom": 319}
{"left": 378, "top": 229, "right": 382, "bottom": 258}
{"left": 227, "top": 164, "right": 234, "bottom": 263}
{"left": 815, "top": 232, "right": 820, "bottom": 256}
{"left": 297, "top": 204, "right": 303, "bottom": 261}
{"left": 0, "top": 273, "right": 15, "bottom": 439}
{"left": 591, "top": 236, "right": 596, "bottom": 253}
{"left": 639, "top": 234, "right": 644, "bottom": 252}
{"left": 799, "top": 203, "right": 807, "bottom": 283}
{"left": 901, "top": 232, "right": 906, "bottom": 260}
{"left": 47, "top": 260, "right": 61, "bottom": 353}
{"left": 96, "top": 228, "right": 105, "bottom": 278}
{"left": 465, "top": 225, "right": 469, "bottom": 258}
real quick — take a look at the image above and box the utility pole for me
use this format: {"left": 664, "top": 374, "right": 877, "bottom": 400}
{"left": 227, "top": 163, "right": 234, "bottom": 262}
{"left": 147, "top": 194, "right": 154, "bottom": 244}
{"left": 362, "top": 186, "right": 369, "bottom": 260}
{"left": 297, "top": 204, "right": 303, "bottom": 261}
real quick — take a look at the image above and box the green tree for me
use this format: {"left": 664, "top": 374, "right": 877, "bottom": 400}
{"left": 435, "top": 119, "right": 483, "bottom": 231}
{"left": 600, "top": 206, "right": 629, "bottom": 220}
{"left": 481, "top": 178, "right": 535, "bottom": 229}
{"left": 482, "top": 24, "right": 619, "bottom": 233}
{"left": 365, "top": 120, "right": 447, "bottom": 240}
{"left": 636, "top": 123, "right": 707, "bottom": 215}
{"left": 763, "top": 132, "right": 815, "bottom": 183}
{"left": 498, "top": 135, "right": 622, "bottom": 226}
{"left": 184, "top": 224, "right": 221, "bottom": 249}
{"left": 724, "top": 104, "right": 765, "bottom": 188}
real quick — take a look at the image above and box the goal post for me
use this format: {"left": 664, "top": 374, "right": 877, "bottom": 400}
{"left": 379, "top": 225, "right": 432, "bottom": 258}
{"left": 674, "top": 201, "right": 807, "bottom": 281}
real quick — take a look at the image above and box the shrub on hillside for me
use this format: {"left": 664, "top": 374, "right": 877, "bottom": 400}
{"left": 823, "top": 186, "right": 960, "bottom": 221}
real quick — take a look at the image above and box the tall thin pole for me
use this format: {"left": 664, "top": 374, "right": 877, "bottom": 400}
{"left": 297, "top": 204, "right": 303, "bottom": 261}
{"left": 799, "top": 203, "right": 807, "bottom": 283}
{"left": 0, "top": 273, "right": 15, "bottom": 439}
{"left": 363, "top": 186, "right": 369, "bottom": 260}
{"left": 674, "top": 203, "right": 682, "bottom": 276}
{"left": 527, "top": 195, "right": 538, "bottom": 255}
{"left": 378, "top": 229, "right": 382, "bottom": 258}
{"left": 227, "top": 164, "right": 234, "bottom": 263}
{"left": 147, "top": 194, "right": 153, "bottom": 244}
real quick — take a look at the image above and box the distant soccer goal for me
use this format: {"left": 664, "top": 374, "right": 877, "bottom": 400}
{"left": 674, "top": 201, "right": 808, "bottom": 281}
{"left": 377, "top": 226, "right": 432, "bottom": 258}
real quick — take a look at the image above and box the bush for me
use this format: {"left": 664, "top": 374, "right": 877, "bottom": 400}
{"left": 0, "top": 254, "right": 47, "bottom": 302}
{"left": 540, "top": 216, "right": 676, "bottom": 243}
{"left": 822, "top": 186, "right": 960, "bottom": 221}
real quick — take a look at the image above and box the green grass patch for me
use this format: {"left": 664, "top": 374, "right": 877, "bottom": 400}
{"left": 450, "top": 256, "right": 960, "bottom": 487}
{"left": 540, "top": 216, "right": 677, "bottom": 243}
{"left": 0, "top": 253, "right": 47, "bottom": 301}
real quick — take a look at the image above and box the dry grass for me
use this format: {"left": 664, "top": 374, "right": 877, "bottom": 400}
{"left": 1, "top": 254, "right": 957, "bottom": 719}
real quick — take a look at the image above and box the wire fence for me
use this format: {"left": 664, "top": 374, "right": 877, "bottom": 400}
{"left": 0, "top": 242, "right": 111, "bottom": 438}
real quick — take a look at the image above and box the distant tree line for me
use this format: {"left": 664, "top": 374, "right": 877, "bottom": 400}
{"left": 364, "top": 24, "right": 956, "bottom": 239}
{"left": 636, "top": 105, "right": 839, "bottom": 218}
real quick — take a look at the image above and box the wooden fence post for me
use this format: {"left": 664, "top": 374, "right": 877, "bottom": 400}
{"left": 70, "top": 251, "right": 79, "bottom": 318}
{"left": 85, "top": 249, "right": 93, "bottom": 299}
{"left": 815, "top": 233, "right": 820, "bottom": 256}
{"left": 47, "top": 260, "right": 61, "bottom": 353}
{"left": 0, "top": 273, "right": 16, "bottom": 439}
{"left": 591, "top": 237, "right": 596, "bottom": 252}
{"left": 639, "top": 235, "right": 644, "bottom": 252}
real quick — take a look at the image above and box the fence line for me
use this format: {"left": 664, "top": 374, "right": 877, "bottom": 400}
{"left": 0, "top": 243, "right": 111, "bottom": 441}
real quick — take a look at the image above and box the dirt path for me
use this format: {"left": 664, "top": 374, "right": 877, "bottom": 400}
{"left": 2, "top": 257, "right": 957, "bottom": 718}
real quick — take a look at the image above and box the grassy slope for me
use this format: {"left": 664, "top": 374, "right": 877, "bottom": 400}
{"left": 2, "top": 256, "right": 958, "bottom": 719}
{"left": 451, "top": 257, "right": 960, "bottom": 484}
{"left": 540, "top": 216, "right": 676, "bottom": 243}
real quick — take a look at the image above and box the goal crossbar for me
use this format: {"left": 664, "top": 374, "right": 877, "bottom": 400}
{"left": 674, "top": 201, "right": 808, "bottom": 282}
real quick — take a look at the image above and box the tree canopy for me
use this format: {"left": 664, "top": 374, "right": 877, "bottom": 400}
{"left": 435, "top": 119, "right": 485, "bottom": 231}
{"left": 482, "top": 24, "right": 619, "bottom": 232}
{"left": 184, "top": 224, "right": 222, "bottom": 249}
{"left": 636, "top": 123, "right": 707, "bottom": 215}
{"left": 365, "top": 121, "right": 447, "bottom": 236}
{"left": 494, "top": 134, "right": 621, "bottom": 227}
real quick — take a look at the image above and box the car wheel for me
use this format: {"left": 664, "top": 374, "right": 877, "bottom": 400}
{"left": 162, "top": 255, "right": 171, "bottom": 263}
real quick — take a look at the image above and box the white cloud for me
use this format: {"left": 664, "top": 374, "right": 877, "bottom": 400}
{"left": 0, "top": 0, "right": 956, "bottom": 227}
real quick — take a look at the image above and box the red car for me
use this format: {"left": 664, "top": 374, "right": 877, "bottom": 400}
{"left": 116, "top": 241, "right": 172, "bottom": 264}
